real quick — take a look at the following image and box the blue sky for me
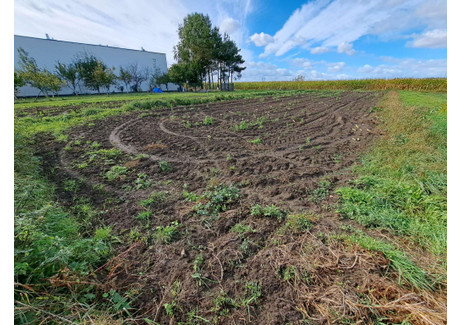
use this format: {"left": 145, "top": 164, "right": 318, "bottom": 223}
{"left": 14, "top": 0, "right": 447, "bottom": 81}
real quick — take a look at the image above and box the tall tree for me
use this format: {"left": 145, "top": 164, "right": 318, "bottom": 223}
{"left": 118, "top": 66, "right": 132, "bottom": 93}
{"left": 127, "top": 63, "right": 149, "bottom": 92}
{"left": 174, "top": 13, "right": 215, "bottom": 89}
{"left": 75, "top": 53, "right": 116, "bottom": 94}
{"left": 55, "top": 61, "right": 80, "bottom": 95}
{"left": 166, "top": 13, "right": 246, "bottom": 91}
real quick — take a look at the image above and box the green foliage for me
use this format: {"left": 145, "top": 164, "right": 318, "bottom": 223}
{"left": 134, "top": 173, "right": 152, "bottom": 189}
{"left": 136, "top": 210, "right": 152, "bottom": 223}
{"left": 55, "top": 61, "right": 80, "bottom": 95}
{"left": 139, "top": 191, "right": 168, "bottom": 207}
{"left": 158, "top": 160, "right": 172, "bottom": 172}
{"left": 193, "top": 184, "right": 240, "bottom": 216}
{"left": 212, "top": 291, "right": 238, "bottom": 316}
{"left": 154, "top": 221, "right": 180, "bottom": 244}
{"left": 203, "top": 115, "right": 214, "bottom": 125}
{"left": 105, "top": 165, "right": 128, "bottom": 181}
{"left": 250, "top": 204, "right": 286, "bottom": 220}
{"left": 75, "top": 53, "right": 116, "bottom": 94}
{"left": 285, "top": 214, "right": 313, "bottom": 232}
{"left": 241, "top": 281, "right": 262, "bottom": 307}
{"left": 14, "top": 134, "right": 114, "bottom": 284}
{"left": 192, "top": 253, "right": 215, "bottom": 287}
{"left": 233, "top": 120, "right": 248, "bottom": 130}
{"left": 183, "top": 190, "right": 199, "bottom": 202}
{"left": 309, "top": 180, "right": 332, "bottom": 203}
{"left": 336, "top": 91, "right": 446, "bottom": 256}
{"left": 231, "top": 223, "right": 256, "bottom": 237}
{"left": 249, "top": 137, "right": 261, "bottom": 144}
{"left": 17, "top": 47, "right": 63, "bottom": 97}
{"left": 168, "top": 13, "right": 245, "bottom": 89}
{"left": 118, "top": 66, "right": 133, "bottom": 93}
{"left": 14, "top": 71, "right": 25, "bottom": 97}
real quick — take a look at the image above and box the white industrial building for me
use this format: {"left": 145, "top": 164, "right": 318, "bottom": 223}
{"left": 14, "top": 35, "right": 176, "bottom": 97}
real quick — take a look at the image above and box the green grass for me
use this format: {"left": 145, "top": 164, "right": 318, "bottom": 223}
{"left": 15, "top": 90, "right": 313, "bottom": 138}
{"left": 336, "top": 90, "right": 446, "bottom": 259}
{"left": 344, "top": 232, "right": 433, "bottom": 290}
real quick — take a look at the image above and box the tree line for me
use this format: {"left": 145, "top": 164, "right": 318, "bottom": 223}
{"left": 14, "top": 48, "right": 167, "bottom": 97}
{"left": 165, "top": 13, "right": 246, "bottom": 90}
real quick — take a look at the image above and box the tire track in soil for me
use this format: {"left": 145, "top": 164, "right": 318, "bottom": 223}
{"left": 55, "top": 92, "right": 394, "bottom": 324}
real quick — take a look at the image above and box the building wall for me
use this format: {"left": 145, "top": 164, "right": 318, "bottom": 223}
{"left": 14, "top": 35, "right": 177, "bottom": 97}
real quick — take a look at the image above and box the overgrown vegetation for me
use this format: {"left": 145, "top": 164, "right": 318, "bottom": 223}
{"left": 336, "top": 91, "right": 447, "bottom": 277}
{"left": 236, "top": 78, "right": 447, "bottom": 92}
{"left": 14, "top": 132, "right": 116, "bottom": 322}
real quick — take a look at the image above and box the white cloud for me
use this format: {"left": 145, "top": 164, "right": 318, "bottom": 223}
{"left": 240, "top": 61, "right": 295, "bottom": 81}
{"left": 219, "top": 17, "right": 241, "bottom": 35}
{"left": 250, "top": 32, "right": 274, "bottom": 47}
{"left": 14, "top": 0, "right": 188, "bottom": 66}
{"left": 407, "top": 29, "right": 447, "bottom": 48}
{"left": 337, "top": 42, "right": 356, "bottom": 55}
{"left": 327, "top": 61, "right": 345, "bottom": 72}
{"left": 310, "top": 46, "right": 330, "bottom": 54}
{"left": 259, "top": 0, "right": 447, "bottom": 57}
{"left": 358, "top": 58, "right": 446, "bottom": 78}
{"left": 292, "top": 58, "right": 314, "bottom": 69}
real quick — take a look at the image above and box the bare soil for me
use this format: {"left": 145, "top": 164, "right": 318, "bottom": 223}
{"left": 36, "top": 92, "right": 446, "bottom": 324}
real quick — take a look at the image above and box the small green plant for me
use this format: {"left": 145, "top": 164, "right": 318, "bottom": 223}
{"left": 103, "top": 289, "right": 132, "bottom": 314}
{"left": 249, "top": 137, "right": 261, "bottom": 144}
{"left": 305, "top": 137, "right": 311, "bottom": 145}
{"left": 91, "top": 141, "right": 101, "bottom": 149}
{"left": 134, "top": 173, "right": 152, "bottom": 189}
{"left": 203, "top": 115, "right": 214, "bottom": 125}
{"left": 183, "top": 120, "right": 192, "bottom": 128}
{"left": 333, "top": 154, "right": 342, "bottom": 164}
{"left": 136, "top": 210, "right": 152, "bottom": 223}
{"left": 183, "top": 190, "right": 199, "bottom": 202}
{"left": 250, "top": 204, "right": 286, "bottom": 220}
{"left": 126, "top": 227, "right": 148, "bottom": 244}
{"left": 193, "top": 184, "right": 240, "bottom": 216}
{"left": 192, "top": 253, "right": 215, "bottom": 287}
{"left": 231, "top": 223, "right": 256, "bottom": 237}
{"left": 285, "top": 214, "right": 313, "bottom": 232}
{"left": 139, "top": 191, "right": 168, "bottom": 207}
{"left": 163, "top": 280, "right": 182, "bottom": 318}
{"left": 241, "top": 281, "right": 261, "bottom": 307}
{"left": 279, "top": 265, "right": 297, "bottom": 281}
{"left": 158, "top": 161, "right": 172, "bottom": 172}
{"left": 63, "top": 179, "right": 79, "bottom": 196}
{"left": 309, "top": 180, "right": 332, "bottom": 203}
{"left": 212, "top": 291, "right": 238, "bottom": 316}
{"left": 233, "top": 120, "right": 248, "bottom": 131}
{"left": 154, "top": 221, "right": 180, "bottom": 244}
{"left": 77, "top": 162, "right": 88, "bottom": 169}
{"left": 105, "top": 165, "right": 128, "bottom": 181}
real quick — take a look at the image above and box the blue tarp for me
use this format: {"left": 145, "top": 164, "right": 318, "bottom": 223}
{"left": 152, "top": 87, "right": 163, "bottom": 93}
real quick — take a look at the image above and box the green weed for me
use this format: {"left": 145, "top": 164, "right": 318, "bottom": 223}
{"left": 154, "top": 221, "right": 180, "bottom": 244}
{"left": 105, "top": 165, "right": 128, "bottom": 181}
